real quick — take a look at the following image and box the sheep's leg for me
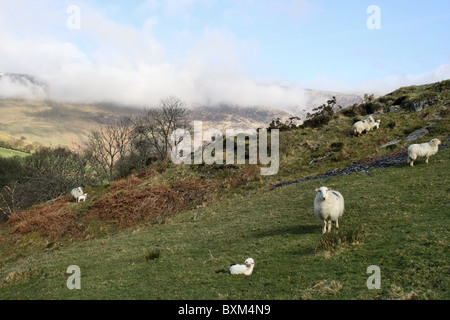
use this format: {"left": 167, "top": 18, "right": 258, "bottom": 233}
{"left": 327, "top": 220, "right": 332, "bottom": 233}
{"left": 322, "top": 221, "right": 327, "bottom": 234}
{"left": 335, "top": 219, "right": 339, "bottom": 229}
{"left": 426, "top": 157, "right": 429, "bottom": 164}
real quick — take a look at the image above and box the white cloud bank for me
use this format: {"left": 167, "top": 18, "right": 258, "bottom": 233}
{"left": 0, "top": 0, "right": 448, "bottom": 111}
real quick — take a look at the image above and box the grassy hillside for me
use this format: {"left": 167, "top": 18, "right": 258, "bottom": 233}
{"left": 0, "top": 99, "right": 141, "bottom": 147}
{"left": 0, "top": 147, "right": 29, "bottom": 158}
{"left": 0, "top": 148, "right": 448, "bottom": 300}
{"left": 0, "top": 80, "right": 448, "bottom": 300}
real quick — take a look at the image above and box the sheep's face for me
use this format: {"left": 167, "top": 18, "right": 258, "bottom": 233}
{"left": 245, "top": 258, "right": 255, "bottom": 267}
{"left": 315, "top": 187, "right": 330, "bottom": 201}
{"left": 430, "top": 139, "right": 441, "bottom": 147}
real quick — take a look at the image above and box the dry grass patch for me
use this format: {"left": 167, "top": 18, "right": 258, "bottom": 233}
{"left": 7, "top": 195, "right": 84, "bottom": 241}
{"left": 86, "top": 179, "right": 212, "bottom": 228}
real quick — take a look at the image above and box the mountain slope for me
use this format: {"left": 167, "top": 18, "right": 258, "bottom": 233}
{"left": 0, "top": 80, "right": 448, "bottom": 300}
{"left": 0, "top": 148, "right": 448, "bottom": 299}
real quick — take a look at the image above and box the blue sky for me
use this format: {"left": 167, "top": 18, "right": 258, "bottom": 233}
{"left": 84, "top": 0, "right": 450, "bottom": 83}
{"left": 0, "top": 0, "right": 449, "bottom": 109}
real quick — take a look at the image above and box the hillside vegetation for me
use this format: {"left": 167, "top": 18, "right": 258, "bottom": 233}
{"left": 0, "top": 80, "right": 449, "bottom": 300}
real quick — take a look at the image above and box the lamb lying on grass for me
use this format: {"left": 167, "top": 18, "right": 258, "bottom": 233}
{"left": 407, "top": 138, "right": 441, "bottom": 167}
{"left": 230, "top": 258, "right": 255, "bottom": 275}
{"left": 314, "top": 187, "right": 345, "bottom": 234}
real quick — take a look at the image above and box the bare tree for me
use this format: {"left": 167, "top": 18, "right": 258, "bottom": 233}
{"left": 132, "top": 96, "right": 190, "bottom": 162}
{"left": 0, "top": 183, "right": 17, "bottom": 222}
{"left": 85, "top": 116, "right": 133, "bottom": 183}
{"left": 8, "top": 146, "right": 98, "bottom": 210}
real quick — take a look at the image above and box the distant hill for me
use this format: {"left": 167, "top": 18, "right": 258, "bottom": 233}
{"left": 291, "top": 88, "right": 365, "bottom": 118}
{"left": 188, "top": 105, "right": 293, "bottom": 131}
{"left": 0, "top": 99, "right": 293, "bottom": 147}
{"left": 0, "top": 131, "right": 19, "bottom": 142}
{"left": 0, "top": 72, "right": 366, "bottom": 147}
{"left": 0, "top": 99, "right": 141, "bottom": 147}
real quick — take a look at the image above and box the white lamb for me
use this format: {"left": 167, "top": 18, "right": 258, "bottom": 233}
{"left": 407, "top": 138, "right": 441, "bottom": 167}
{"left": 77, "top": 193, "right": 88, "bottom": 202}
{"left": 372, "top": 119, "right": 381, "bottom": 130}
{"left": 314, "top": 187, "right": 345, "bottom": 234}
{"left": 230, "top": 258, "right": 255, "bottom": 275}
{"left": 71, "top": 187, "right": 83, "bottom": 202}
{"left": 352, "top": 116, "right": 375, "bottom": 136}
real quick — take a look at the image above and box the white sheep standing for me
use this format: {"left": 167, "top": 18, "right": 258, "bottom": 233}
{"left": 314, "top": 187, "right": 345, "bottom": 234}
{"left": 71, "top": 187, "right": 84, "bottom": 202}
{"left": 352, "top": 115, "right": 375, "bottom": 136}
{"left": 230, "top": 258, "right": 255, "bottom": 275}
{"left": 77, "top": 193, "right": 88, "bottom": 202}
{"left": 407, "top": 138, "right": 441, "bottom": 167}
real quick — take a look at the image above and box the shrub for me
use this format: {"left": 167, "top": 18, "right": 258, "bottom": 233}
{"left": 303, "top": 97, "right": 337, "bottom": 129}
{"left": 341, "top": 104, "right": 359, "bottom": 117}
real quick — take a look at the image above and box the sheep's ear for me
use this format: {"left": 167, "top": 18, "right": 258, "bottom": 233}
{"left": 315, "top": 188, "right": 319, "bottom": 192}
{"left": 326, "top": 188, "right": 330, "bottom": 192}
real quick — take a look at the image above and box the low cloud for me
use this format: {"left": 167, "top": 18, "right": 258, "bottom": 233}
{"left": 308, "top": 63, "right": 450, "bottom": 95}
{"left": 0, "top": 2, "right": 313, "bottom": 112}
{"left": 0, "top": 0, "right": 448, "bottom": 114}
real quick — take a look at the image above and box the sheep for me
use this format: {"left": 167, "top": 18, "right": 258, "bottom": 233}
{"left": 372, "top": 119, "right": 381, "bottom": 130}
{"left": 77, "top": 193, "right": 88, "bottom": 202}
{"left": 352, "top": 115, "right": 375, "bottom": 136}
{"left": 314, "top": 187, "right": 345, "bottom": 234}
{"left": 230, "top": 258, "right": 255, "bottom": 275}
{"left": 71, "top": 187, "right": 83, "bottom": 202}
{"left": 407, "top": 138, "right": 441, "bottom": 167}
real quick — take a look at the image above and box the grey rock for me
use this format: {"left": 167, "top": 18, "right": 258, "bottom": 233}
{"left": 405, "top": 128, "right": 429, "bottom": 142}
{"left": 389, "top": 105, "right": 401, "bottom": 112}
{"left": 270, "top": 143, "right": 449, "bottom": 191}
{"left": 410, "top": 100, "right": 428, "bottom": 112}
{"left": 380, "top": 138, "right": 402, "bottom": 148}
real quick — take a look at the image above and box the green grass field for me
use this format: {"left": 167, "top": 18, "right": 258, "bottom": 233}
{"left": 0, "top": 148, "right": 448, "bottom": 300}
{"left": 0, "top": 147, "right": 29, "bottom": 158}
